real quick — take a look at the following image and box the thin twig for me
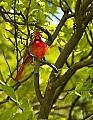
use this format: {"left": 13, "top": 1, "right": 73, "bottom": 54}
{"left": 40, "top": 60, "right": 58, "bottom": 73}
{"left": 59, "top": 0, "right": 64, "bottom": 12}
{"left": 85, "top": 30, "right": 93, "bottom": 47}
{"left": 26, "top": 0, "right": 31, "bottom": 45}
{"left": 83, "top": 113, "right": 93, "bottom": 120}
{"left": 68, "top": 96, "right": 80, "bottom": 120}
{"left": 14, "top": 0, "right": 19, "bottom": 73}
{"left": 3, "top": 49, "right": 12, "bottom": 78}
{"left": 1, "top": 6, "right": 26, "bottom": 21}
{"left": 71, "top": 50, "right": 74, "bottom": 65}
{"left": 0, "top": 96, "right": 10, "bottom": 105}
{"left": 5, "top": 29, "right": 27, "bottom": 41}
{"left": 63, "top": 0, "right": 72, "bottom": 13}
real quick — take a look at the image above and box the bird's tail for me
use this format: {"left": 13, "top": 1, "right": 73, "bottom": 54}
{"left": 15, "top": 62, "right": 25, "bottom": 82}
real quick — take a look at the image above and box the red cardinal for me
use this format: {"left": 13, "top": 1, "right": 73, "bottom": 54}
{"left": 15, "top": 30, "right": 48, "bottom": 82}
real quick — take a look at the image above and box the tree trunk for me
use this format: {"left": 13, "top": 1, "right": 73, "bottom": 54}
{"left": 38, "top": 89, "right": 55, "bottom": 119}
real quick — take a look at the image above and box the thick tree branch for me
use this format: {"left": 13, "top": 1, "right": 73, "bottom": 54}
{"left": 79, "top": 0, "right": 93, "bottom": 16}
{"left": 75, "top": 0, "right": 81, "bottom": 18}
{"left": 49, "top": 2, "right": 93, "bottom": 80}
{"left": 54, "top": 30, "right": 83, "bottom": 70}
{"left": 49, "top": 13, "right": 75, "bottom": 45}
{"left": 52, "top": 58, "right": 93, "bottom": 90}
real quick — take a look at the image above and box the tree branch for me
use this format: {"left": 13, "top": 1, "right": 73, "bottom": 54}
{"left": 34, "top": 60, "right": 43, "bottom": 103}
{"left": 14, "top": 0, "right": 19, "bottom": 73}
{"left": 49, "top": 13, "right": 75, "bottom": 45}
{"left": 3, "top": 49, "right": 13, "bottom": 79}
{"left": 40, "top": 60, "right": 58, "bottom": 73}
{"left": 75, "top": 0, "right": 81, "bottom": 18}
{"left": 0, "top": 96, "right": 10, "bottom": 105}
{"left": 63, "top": 0, "right": 72, "bottom": 13}
{"left": 68, "top": 96, "right": 80, "bottom": 120}
{"left": 49, "top": 3, "right": 93, "bottom": 80}
{"left": 52, "top": 58, "right": 93, "bottom": 90}
{"left": 79, "top": 0, "right": 93, "bottom": 16}
{"left": 83, "top": 113, "right": 93, "bottom": 120}
{"left": 25, "top": 0, "right": 31, "bottom": 45}
{"left": 0, "top": 6, "right": 14, "bottom": 24}
{"left": 54, "top": 30, "right": 83, "bottom": 70}
{"left": 84, "top": 7, "right": 93, "bottom": 28}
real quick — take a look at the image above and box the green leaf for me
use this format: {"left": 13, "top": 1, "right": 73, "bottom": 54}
{"left": 0, "top": 106, "right": 17, "bottom": 120}
{"left": 75, "top": 82, "right": 83, "bottom": 92}
{"left": 0, "top": 108, "right": 11, "bottom": 120}
{"left": 14, "top": 107, "right": 36, "bottom": 120}
{"left": 64, "top": 91, "right": 74, "bottom": 103}
{"left": 45, "top": 46, "right": 60, "bottom": 63}
{"left": 20, "top": 97, "right": 29, "bottom": 109}
{"left": 39, "top": 10, "right": 46, "bottom": 24}
{"left": 1, "top": 84, "right": 16, "bottom": 100}
{"left": 14, "top": 112, "right": 30, "bottom": 120}
{"left": 50, "top": 5, "right": 57, "bottom": 15}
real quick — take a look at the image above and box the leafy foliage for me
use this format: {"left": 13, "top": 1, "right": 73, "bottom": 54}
{"left": 0, "top": 0, "right": 93, "bottom": 120}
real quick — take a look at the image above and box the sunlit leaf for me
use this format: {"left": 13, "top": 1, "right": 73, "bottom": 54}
{"left": 75, "top": 82, "right": 83, "bottom": 92}
{"left": 1, "top": 84, "right": 16, "bottom": 100}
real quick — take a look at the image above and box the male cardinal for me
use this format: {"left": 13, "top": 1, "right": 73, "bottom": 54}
{"left": 15, "top": 30, "right": 48, "bottom": 82}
